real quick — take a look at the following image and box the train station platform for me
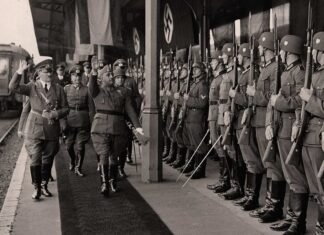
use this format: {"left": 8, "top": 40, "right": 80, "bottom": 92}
{"left": 0, "top": 142, "right": 318, "bottom": 235}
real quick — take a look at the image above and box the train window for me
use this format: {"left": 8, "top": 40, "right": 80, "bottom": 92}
{"left": 0, "top": 58, "right": 9, "bottom": 77}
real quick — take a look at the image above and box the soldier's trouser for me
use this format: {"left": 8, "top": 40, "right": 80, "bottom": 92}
{"left": 65, "top": 126, "right": 90, "bottom": 153}
{"left": 182, "top": 124, "right": 191, "bottom": 150}
{"left": 175, "top": 124, "right": 185, "bottom": 148}
{"left": 277, "top": 138, "right": 308, "bottom": 193}
{"left": 255, "top": 127, "right": 284, "bottom": 180}
{"left": 91, "top": 132, "right": 128, "bottom": 166}
{"left": 302, "top": 145, "right": 324, "bottom": 226}
{"left": 237, "top": 128, "right": 263, "bottom": 174}
{"left": 25, "top": 138, "right": 60, "bottom": 167}
{"left": 184, "top": 121, "right": 209, "bottom": 154}
{"left": 209, "top": 121, "right": 225, "bottom": 158}
{"left": 25, "top": 138, "right": 59, "bottom": 182}
{"left": 166, "top": 114, "right": 174, "bottom": 141}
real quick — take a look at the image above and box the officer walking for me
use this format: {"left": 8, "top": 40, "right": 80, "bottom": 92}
{"left": 89, "top": 60, "right": 143, "bottom": 196}
{"left": 9, "top": 60, "right": 69, "bottom": 200}
{"left": 64, "top": 64, "right": 92, "bottom": 177}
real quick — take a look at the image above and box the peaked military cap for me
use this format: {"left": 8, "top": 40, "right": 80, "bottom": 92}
{"left": 69, "top": 65, "right": 83, "bottom": 75}
{"left": 113, "top": 59, "right": 127, "bottom": 70}
{"left": 56, "top": 63, "right": 66, "bottom": 70}
{"left": 83, "top": 61, "right": 91, "bottom": 68}
{"left": 313, "top": 32, "right": 324, "bottom": 52}
{"left": 222, "top": 43, "right": 234, "bottom": 56}
{"left": 258, "top": 32, "right": 274, "bottom": 51}
{"left": 280, "top": 35, "right": 303, "bottom": 55}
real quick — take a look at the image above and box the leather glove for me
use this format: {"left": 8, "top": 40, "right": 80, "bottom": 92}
{"left": 265, "top": 125, "right": 274, "bottom": 141}
{"left": 136, "top": 127, "right": 144, "bottom": 135}
{"left": 224, "top": 111, "right": 231, "bottom": 126}
{"left": 246, "top": 84, "right": 256, "bottom": 97}
{"left": 241, "top": 109, "right": 249, "bottom": 125}
{"left": 291, "top": 123, "right": 300, "bottom": 142}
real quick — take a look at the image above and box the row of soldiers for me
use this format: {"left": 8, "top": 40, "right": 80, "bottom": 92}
{"left": 156, "top": 29, "right": 324, "bottom": 235}
{"left": 10, "top": 57, "right": 144, "bottom": 200}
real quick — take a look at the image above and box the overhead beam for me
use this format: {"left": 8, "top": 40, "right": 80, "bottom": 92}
{"left": 142, "top": 0, "right": 162, "bottom": 182}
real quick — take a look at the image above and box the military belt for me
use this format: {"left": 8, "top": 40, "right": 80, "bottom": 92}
{"left": 209, "top": 101, "right": 219, "bottom": 105}
{"left": 69, "top": 106, "right": 88, "bottom": 111}
{"left": 31, "top": 109, "right": 42, "bottom": 116}
{"left": 219, "top": 99, "right": 228, "bottom": 104}
{"left": 97, "top": 110, "right": 124, "bottom": 116}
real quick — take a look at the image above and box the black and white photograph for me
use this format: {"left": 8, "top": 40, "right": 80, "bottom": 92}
{"left": 0, "top": 0, "right": 324, "bottom": 234}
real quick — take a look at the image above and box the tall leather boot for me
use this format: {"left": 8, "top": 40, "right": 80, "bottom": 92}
{"left": 259, "top": 181, "right": 286, "bottom": 223}
{"left": 222, "top": 161, "right": 244, "bottom": 200}
{"left": 30, "top": 165, "right": 42, "bottom": 200}
{"left": 186, "top": 153, "right": 206, "bottom": 179}
{"left": 207, "top": 156, "right": 226, "bottom": 190}
{"left": 41, "top": 164, "right": 53, "bottom": 197}
{"left": 109, "top": 164, "right": 119, "bottom": 193}
{"left": 282, "top": 192, "right": 308, "bottom": 235}
{"left": 166, "top": 142, "right": 177, "bottom": 164}
{"left": 75, "top": 150, "right": 85, "bottom": 177}
{"left": 162, "top": 136, "right": 171, "bottom": 160}
{"left": 118, "top": 152, "right": 127, "bottom": 179}
{"left": 214, "top": 156, "right": 232, "bottom": 194}
{"left": 178, "top": 149, "right": 194, "bottom": 174}
{"left": 234, "top": 172, "right": 254, "bottom": 206}
{"left": 250, "top": 177, "right": 272, "bottom": 218}
{"left": 99, "top": 164, "right": 109, "bottom": 197}
{"left": 126, "top": 138, "right": 133, "bottom": 164}
{"left": 316, "top": 202, "right": 324, "bottom": 235}
{"left": 67, "top": 146, "right": 76, "bottom": 171}
{"left": 242, "top": 173, "right": 263, "bottom": 211}
{"left": 171, "top": 147, "right": 186, "bottom": 168}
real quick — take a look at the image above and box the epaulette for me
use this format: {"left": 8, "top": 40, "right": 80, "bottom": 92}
{"left": 242, "top": 66, "right": 250, "bottom": 75}
{"left": 285, "top": 60, "right": 301, "bottom": 71}
{"left": 264, "top": 58, "right": 276, "bottom": 68}
{"left": 226, "top": 66, "right": 233, "bottom": 73}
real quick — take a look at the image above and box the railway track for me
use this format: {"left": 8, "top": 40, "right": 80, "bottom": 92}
{"left": 0, "top": 118, "right": 19, "bottom": 144}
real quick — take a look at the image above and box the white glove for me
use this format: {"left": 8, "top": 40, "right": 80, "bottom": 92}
{"left": 160, "top": 90, "right": 164, "bottom": 97}
{"left": 224, "top": 111, "right": 231, "bottom": 126}
{"left": 136, "top": 127, "right": 144, "bottom": 135}
{"left": 291, "top": 124, "right": 300, "bottom": 142}
{"left": 265, "top": 126, "right": 274, "bottom": 140}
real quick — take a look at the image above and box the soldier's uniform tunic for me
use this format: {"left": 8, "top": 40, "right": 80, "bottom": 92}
{"left": 208, "top": 70, "right": 226, "bottom": 158}
{"left": 273, "top": 61, "right": 308, "bottom": 193}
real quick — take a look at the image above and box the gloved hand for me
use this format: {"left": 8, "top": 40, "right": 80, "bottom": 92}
{"left": 18, "top": 131, "right": 24, "bottom": 138}
{"left": 224, "top": 111, "right": 231, "bottom": 126}
{"left": 265, "top": 125, "right": 274, "bottom": 141}
{"left": 166, "top": 90, "right": 171, "bottom": 97}
{"left": 17, "top": 60, "right": 29, "bottom": 75}
{"left": 241, "top": 109, "right": 249, "bottom": 125}
{"left": 174, "top": 92, "right": 180, "bottom": 100}
{"left": 49, "top": 110, "right": 58, "bottom": 120}
{"left": 136, "top": 127, "right": 144, "bottom": 135}
{"left": 246, "top": 84, "right": 256, "bottom": 97}
{"left": 229, "top": 88, "right": 236, "bottom": 98}
{"left": 160, "top": 90, "right": 164, "bottom": 97}
{"left": 291, "top": 123, "right": 300, "bottom": 142}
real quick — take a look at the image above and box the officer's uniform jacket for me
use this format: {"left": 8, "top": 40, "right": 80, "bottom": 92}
{"left": 53, "top": 74, "right": 71, "bottom": 87}
{"left": 208, "top": 70, "right": 225, "bottom": 122}
{"left": 183, "top": 75, "right": 209, "bottom": 123}
{"left": 303, "top": 65, "right": 324, "bottom": 147}
{"left": 273, "top": 61, "right": 305, "bottom": 140}
{"left": 9, "top": 72, "right": 69, "bottom": 140}
{"left": 64, "top": 84, "right": 91, "bottom": 128}
{"left": 89, "top": 75, "right": 140, "bottom": 135}
{"left": 251, "top": 59, "right": 277, "bottom": 127}
{"left": 218, "top": 65, "right": 242, "bottom": 125}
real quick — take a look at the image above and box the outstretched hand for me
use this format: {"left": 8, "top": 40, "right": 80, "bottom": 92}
{"left": 17, "top": 60, "right": 28, "bottom": 74}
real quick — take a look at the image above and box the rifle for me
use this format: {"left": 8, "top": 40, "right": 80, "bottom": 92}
{"left": 161, "top": 50, "right": 174, "bottom": 122}
{"left": 139, "top": 55, "right": 144, "bottom": 90}
{"left": 317, "top": 161, "right": 324, "bottom": 196}
{"left": 221, "top": 23, "right": 239, "bottom": 146}
{"left": 205, "top": 48, "right": 210, "bottom": 85}
{"left": 239, "top": 12, "right": 255, "bottom": 145}
{"left": 262, "top": 14, "right": 281, "bottom": 163}
{"left": 286, "top": 1, "right": 313, "bottom": 166}
{"left": 175, "top": 44, "right": 192, "bottom": 134}
{"left": 169, "top": 61, "right": 181, "bottom": 131}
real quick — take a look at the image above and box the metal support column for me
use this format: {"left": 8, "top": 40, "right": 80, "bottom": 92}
{"left": 142, "top": 0, "right": 162, "bottom": 182}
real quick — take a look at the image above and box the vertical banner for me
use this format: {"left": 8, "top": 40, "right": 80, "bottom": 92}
{"left": 87, "top": 0, "right": 114, "bottom": 45}
{"left": 63, "top": 0, "right": 75, "bottom": 56}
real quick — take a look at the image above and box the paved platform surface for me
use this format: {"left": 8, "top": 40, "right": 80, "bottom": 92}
{"left": 4, "top": 142, "right": 318, "bottom": 234}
